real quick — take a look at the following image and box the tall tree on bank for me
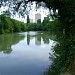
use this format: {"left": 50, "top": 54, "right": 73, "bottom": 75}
{"left": 27, "top": 15, "right": 30, "bottom": 24}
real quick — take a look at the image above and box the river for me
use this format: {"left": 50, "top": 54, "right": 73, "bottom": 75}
{"left": 0, "top": 31, "right": 56, "bottom": 75}
{"left": 0, "top": 31, "right": 74, "bottom": 75}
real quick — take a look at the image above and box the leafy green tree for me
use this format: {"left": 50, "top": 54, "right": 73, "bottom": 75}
{"left": 36, "top": 19, "right": 42, "bottom": 30}
{"left": 2, "top": 0, "right": 74, "bottom": 35}
{"left": 37, "top": 19, "right": 41, "bottom": 24}
{"left": 0, "top": 0, "right": 75, "bottom": 34}
{"left": 0, "top": 15, "right": 27, "bottom": 33}
{"left": 42, "top": 16, "right": 50, "bottom": 31}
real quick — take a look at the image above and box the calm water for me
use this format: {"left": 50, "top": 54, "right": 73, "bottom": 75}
{"left": 0, "top": 31, "right": 55, "bottom": 75}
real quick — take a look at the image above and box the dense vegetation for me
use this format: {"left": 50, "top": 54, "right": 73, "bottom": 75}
{"left": 0, "top": 14, "right": 61, "bottom": 34}
{"left": 0, "top": 0, "right": 75, "bottom": 35}
{"left": 0, "top": 15, "right": 26, "bottom": 33}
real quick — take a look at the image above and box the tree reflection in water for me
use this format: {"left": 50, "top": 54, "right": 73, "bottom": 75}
{"left": 0, "top": 34, "right": 25, "bottom": 54}
{"left": 0, "top": 32, "right": 52, "bottom": 54}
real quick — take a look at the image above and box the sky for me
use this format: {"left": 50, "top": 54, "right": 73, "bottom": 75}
{"left": 0, "top": 2, "right": 49, "bottom": 23}
{"left": 29, "top": 7, "right": 49, "bottom": 22}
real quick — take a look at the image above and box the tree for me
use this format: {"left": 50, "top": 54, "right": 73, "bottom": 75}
{"left": 42, "top": 16, "right": 50, "bottom": 24}
{"left": 42, "top": 16, "right": 50, "bottom": 31}
{"left": 36, "top": 19, "right": 42, "bottom": 30}
{"left": 27, "top": 15, "right": 30, "bottom": 23}
{"left": 2, "top": 10, "right": 11, "bottom": 17}
{"left": 0, "top": 0, "right": 75, "bottom": 35}
{"left": 37, "top": 19, "right": 41, "bottom": 24}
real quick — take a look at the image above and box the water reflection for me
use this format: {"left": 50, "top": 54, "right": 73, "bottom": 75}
{"left": 0, "top": 32, "right": 55, "bottom": 75}
{"left": 20, "top": 31, "right": 52, "bottom": 46}
{"left": 0, "top": 32, "right": 54, "bottom": 54}
{"left": 2, "top": 32, "right": 74, "bottom": 75}
{"left": 26, "top": 32, "right": 53, "bottom": 46}
{"left": 44, "top": 32, "right": 75, "bottom": 75}
{"left": 1, "top": 32, "right": 74, "bottom": 75}
{"left": 0, "top": 34, "right": 25, "bottom": 54}
{"left": 27, "top": 32, "right": 30, "bottom": 45}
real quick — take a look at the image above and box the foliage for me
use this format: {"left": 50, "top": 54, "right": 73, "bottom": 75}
{"left": 0, "top": 0, "right": 75, "bottom": 35}
{"left": 0, "top": 15, "right": 27, "bottom": 33}
{"left": 37, "top": 19, "right": 41, "bottom": 23}
{"left": 0, "top": 13, "right": 63, "bottom": 34}
{"left": 42, "top": 16, "right": 50, "bottom": 31}
{"left": 42, "top": 29, "right": 75, "bottom": 75}
{"left": 3, "top": 0, "right": 75, "bottom": 35}
{"left": 2, "top": 10, "right": 11, "bottom": 17}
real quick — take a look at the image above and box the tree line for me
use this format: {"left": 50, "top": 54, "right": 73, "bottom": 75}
{"left": 0, "top": 13, "right": 61, "bottom": 34}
